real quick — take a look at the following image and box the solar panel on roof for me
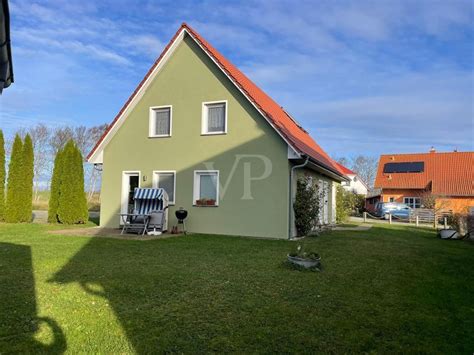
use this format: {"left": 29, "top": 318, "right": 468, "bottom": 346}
{"left": 383, "top": 162, "right": 424, "bottom": 173}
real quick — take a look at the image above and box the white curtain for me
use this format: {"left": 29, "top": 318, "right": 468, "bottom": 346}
{"left": 207, "top": 104, "right": 225, "bottom": 132}
{"left": 155, "top": 108, "right": 170, "bottom": 135}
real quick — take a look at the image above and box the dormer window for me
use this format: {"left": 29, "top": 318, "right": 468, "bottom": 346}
{"left": 202, "top": 101, "right": 227, "bottom": 135}
{"left": 149, "top": 106, "right": 172, "bottom": 137}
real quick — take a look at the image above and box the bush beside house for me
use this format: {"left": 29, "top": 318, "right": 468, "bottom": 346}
{"left": 294, "top": 176, "right": 320, "bottom": 236}
{"left": 336, "top": 185, "right": 364, "bottom": 223}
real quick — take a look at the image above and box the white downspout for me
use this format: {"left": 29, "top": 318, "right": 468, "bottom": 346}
{"left": 288, "top": 156, "right": 309, "bottom": 239}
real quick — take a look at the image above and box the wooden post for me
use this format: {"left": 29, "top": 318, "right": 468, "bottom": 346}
{"left": 444, "top": 217, "right": 447, "bottom": 229}
{"left": 416, "top": 215, "right": 419, "bottom": 227}
{"left": 363, "top": 212, "right": 367, "bottom": 223}
{"left": 389, "top": 213, "right": 392, "bottom": 224}
{"left": 434, "top": 212, "right": 437, "bottom": 229}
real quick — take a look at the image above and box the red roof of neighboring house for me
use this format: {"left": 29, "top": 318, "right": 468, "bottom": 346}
{"left": 334, "top": 162, "right": 356, "bottom": 175}
{"left": 374, "top": 151, "right": 474, "bottom": 196}
{"left": 87, "top": 23, "right": 344, "bottom": 178}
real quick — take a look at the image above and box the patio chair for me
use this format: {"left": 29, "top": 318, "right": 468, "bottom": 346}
{"left": 120, "top": 188, "right": 168, "bottom": 235}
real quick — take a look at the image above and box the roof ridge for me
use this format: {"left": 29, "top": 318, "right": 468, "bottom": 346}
{"left": 88, "top": 23, "right": 345, "bottom": 178}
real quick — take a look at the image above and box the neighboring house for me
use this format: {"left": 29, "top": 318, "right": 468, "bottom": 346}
{"left": 87, "top": 23, "right": 347, "bottom": 239}
{"left": 0, "top": 0, "right": 14, "bottom": 93}
{"left": 367, "top": 149, "right": 474, "bottom": 213}
{"left": 335, "top": 162, "right": 368, "bottom": 195}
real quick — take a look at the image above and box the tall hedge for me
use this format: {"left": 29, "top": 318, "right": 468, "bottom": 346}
{"left": 48, "top": 147, "right": 64, "bottom": 223}
{"left": 5, "top": 135, "right": 24, "bottom": 222}
{"left": 19, "top": 134, "right": 34, "bottom": 222}
{"left": 0, "top": 130, "right": 5, "bottom": 221}
{"left": 54, "top": 140, "right": 88, "bottom": 224}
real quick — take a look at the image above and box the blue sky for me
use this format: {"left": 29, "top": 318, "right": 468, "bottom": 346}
{"left": 0, "top": 0, "right": 472, "bottom": 157}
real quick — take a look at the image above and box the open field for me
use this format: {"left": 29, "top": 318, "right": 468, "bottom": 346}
{"left": 32, "top": 191, "right": 100, "bottom": 211}
{"left": 0, "top": 223, "right": 473, "bottom": 353}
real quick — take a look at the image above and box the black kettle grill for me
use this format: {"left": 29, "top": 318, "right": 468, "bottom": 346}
{"left": 175, "top": 208, "right": 188, "bottom": 234}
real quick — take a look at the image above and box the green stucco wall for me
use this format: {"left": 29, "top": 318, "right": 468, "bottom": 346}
{"left": 100, "top": 34, "right": 291, "bottom": 238}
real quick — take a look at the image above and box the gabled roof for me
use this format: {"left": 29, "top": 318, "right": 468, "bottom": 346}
{"left": 335, "top": 162, "right": 356, "bottom": 176}
{"left": 87, "top": 23, "right": 344, "bottom": 178}
{"left": 374, "top": 151, "right": 474, "bottom": 196}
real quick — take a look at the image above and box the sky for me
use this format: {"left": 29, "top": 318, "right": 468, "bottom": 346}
{"left": 0, "top": 0, "right": 473, "bottom": 158}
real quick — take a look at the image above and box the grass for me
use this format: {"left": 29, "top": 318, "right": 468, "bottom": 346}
{"left": 0, "top": 223, "right": 473, "bottom": 353}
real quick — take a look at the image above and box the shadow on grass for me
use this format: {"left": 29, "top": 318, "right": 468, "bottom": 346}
{"left": 0, "top": 242, "right": 66, "bottom": 353}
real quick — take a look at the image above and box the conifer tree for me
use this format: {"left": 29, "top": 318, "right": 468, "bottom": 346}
{"left": 19, "top": 134, "right": 34, "bottom": 222}
{"left": 5, "top": 135, "right": 23, "bottom": 222}
{"left": 48, "top": 147, "right": 64, "bottom": 223}
{"left": 57, "top": 141, "right": 88, "bottom": 224}
{"left": 0, "top": 130, "right": 5, "bottom": 221}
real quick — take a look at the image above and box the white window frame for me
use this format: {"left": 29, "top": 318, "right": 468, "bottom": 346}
{"left": 403, "top": 197, "right": 421, "bottom": 209}
{"left": 149, "top": 105, "right": 172, "bottom": 138}
{"left": 152, "top": 170, "right": 176, "bottom": 205}
{"left": 201, "top": 100, "right": 228, "bottom": 135}
{"left": 120, "top": 171, "right": 141, "bottom": 221}
{"left": 193, "top": 170, "right": 220, "bottom": 206}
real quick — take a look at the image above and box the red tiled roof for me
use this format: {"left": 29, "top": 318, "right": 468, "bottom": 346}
{"left": 334, "top": 162, "right": 356, "bottom": 175}
{"left": 88, "top": 23, "right": 344, "bottom": 178}
{"left": 374, "top": 151, "right": 474, "bottom": 196}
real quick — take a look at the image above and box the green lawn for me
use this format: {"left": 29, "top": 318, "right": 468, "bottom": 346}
{"left": 1, "top": 223, "right": 473, "bottom": 353}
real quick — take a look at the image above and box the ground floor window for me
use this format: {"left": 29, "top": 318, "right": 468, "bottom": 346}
{"left": 193, "top": 170, "right": 219, "bottom": 206}
{"left": 153, "top": 171, "right": 176, "bottom": 204}
{"left": 389, "top": 197, "right": 395, "bottom": 202}
{"left": 404, "top": 197, "right": 421, "bottom": 208}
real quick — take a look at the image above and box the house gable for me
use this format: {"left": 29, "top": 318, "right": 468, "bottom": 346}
{"left": 98, "top": 31, "right": 292, "bottom": 238}
{"left": 88, "top": 23, "right": 344, "bottom": 180}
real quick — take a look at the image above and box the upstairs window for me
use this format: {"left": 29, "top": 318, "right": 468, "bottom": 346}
{"left": 149, "top": 106, "right": 172, "bottom": 137}
{"left": 202, "top": 101, "right": 227, "bottom": 135}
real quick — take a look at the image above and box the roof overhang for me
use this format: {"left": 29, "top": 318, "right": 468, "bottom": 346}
{"left": 87, "top": 25, "right": 300, "bottom": 164}
{"left": 0, "top": 0, "right": 14, "bottom": 93}
{"left": 291, "top": 156, "right": 347, "bottom": 182}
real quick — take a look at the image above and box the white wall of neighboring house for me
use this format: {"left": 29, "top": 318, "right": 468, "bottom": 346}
{"left": 341, "top": 174, "right": 368, "bottom": 195}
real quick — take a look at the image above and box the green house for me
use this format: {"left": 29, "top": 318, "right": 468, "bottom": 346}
{"left": 87, "top": 23, "right": 347, "bottom": 239}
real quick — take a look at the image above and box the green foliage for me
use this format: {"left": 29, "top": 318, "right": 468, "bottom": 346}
{"left": 336, "top": 185, "right": 365, "bottom": 223}
{"left": 336, "top": 185, "right": 349, "bottom": 223}
{"left": 0, "top": 130, "right": 5, "bottom": 221}
{"left": 19, "top": 134, "right": 34, "bottom": 222}
{"left": 53, "top": 140, "right": 88, "bottom": 224}
{"left": 5, "top": 135, "right": 24, "bottom": 222}
{"left": 48, "top": 148, "right": 64, "bottom": 223}
{"left": 293, "top": 176, "right": 320, "bottom": 236}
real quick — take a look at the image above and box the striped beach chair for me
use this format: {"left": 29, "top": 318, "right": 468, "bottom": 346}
{"left": 120, "top": 188, "right": 168, "bottom": 235}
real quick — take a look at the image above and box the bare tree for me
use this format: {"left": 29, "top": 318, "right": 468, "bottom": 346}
{"left": 27, "top": 124, "right": 51, "bottom": 200}
{"left": 49, "top": 127, "right": 74, "bottom": 154}
{"left": 351, "top": 155, "right": 378, "bottom": 188}
{"left": 83, "top": 124, "right": 108, "bottom": 200}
